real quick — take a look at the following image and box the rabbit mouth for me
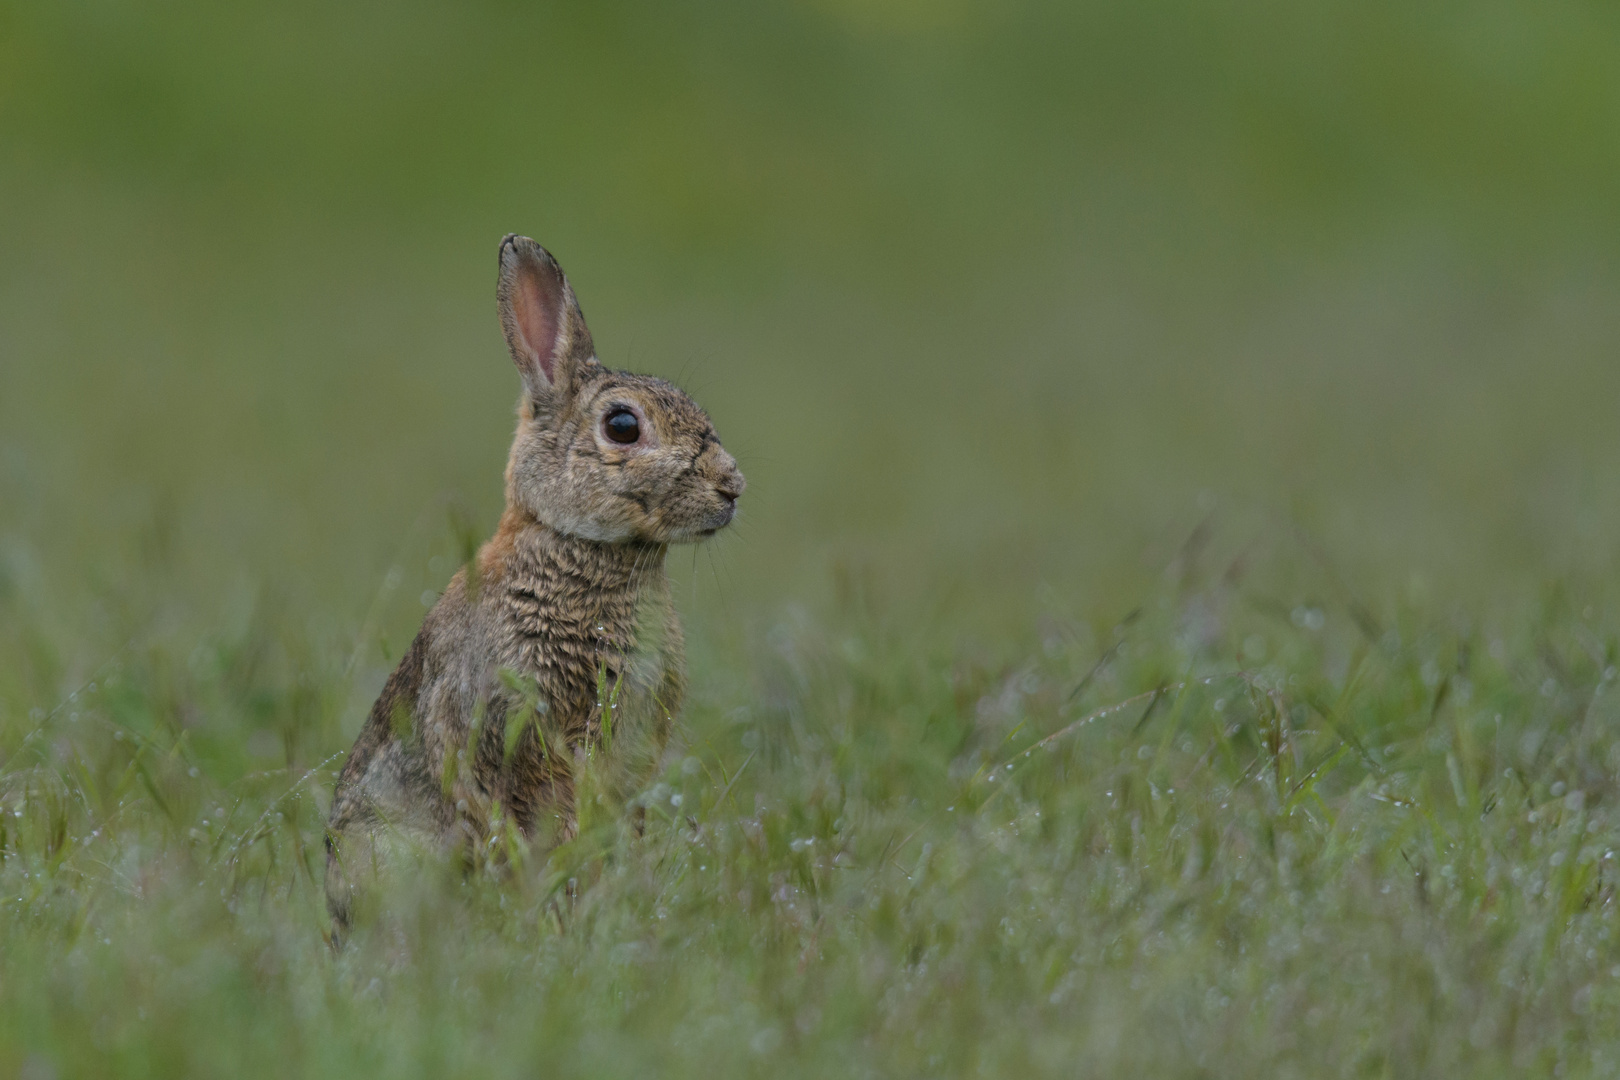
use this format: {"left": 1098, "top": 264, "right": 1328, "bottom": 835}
{"left": 689, "top": 499, "right": 737, "bottom": 539}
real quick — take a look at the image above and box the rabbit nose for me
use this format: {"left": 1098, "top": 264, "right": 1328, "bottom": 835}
{"left": 710, "top": 450, "right": 745, "bottom": 502}
{"left": 715, "top": 468, "right": 745, "bottom": 503}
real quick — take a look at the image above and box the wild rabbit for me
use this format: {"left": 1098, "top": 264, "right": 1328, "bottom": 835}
{"left": 324, "top": 235, "right": 744, "bottom": 940}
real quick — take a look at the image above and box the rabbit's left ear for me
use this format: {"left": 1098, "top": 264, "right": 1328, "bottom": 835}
{"left": 497, "top": 234, "right": 596, "bottom": 401}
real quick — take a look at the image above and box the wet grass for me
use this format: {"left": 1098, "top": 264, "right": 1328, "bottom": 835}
{"left": 4, "top": 531, "right": 1620, "bottom": 1078}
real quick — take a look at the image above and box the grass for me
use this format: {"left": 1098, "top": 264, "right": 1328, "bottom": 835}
{"left": 3, "top": 525, "right": 1620, "bottom": 1078}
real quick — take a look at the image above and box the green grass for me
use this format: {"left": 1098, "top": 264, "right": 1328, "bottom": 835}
{"left": 8, "top": 0, "right": 1620, "bottom": 1075}
{"left": 3, "top": 537, "right": 1620, "bottom": 1077}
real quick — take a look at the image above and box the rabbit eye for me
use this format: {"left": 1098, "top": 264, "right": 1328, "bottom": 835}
{"left": 603, "top": 408, "right": 641, "bottom": 444}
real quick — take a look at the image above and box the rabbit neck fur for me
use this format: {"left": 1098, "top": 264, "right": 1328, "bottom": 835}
{"left": 478, "top": 504, "right": 676, "bottom": 693}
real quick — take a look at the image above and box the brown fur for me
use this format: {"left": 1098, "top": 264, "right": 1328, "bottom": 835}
{"left": 324, "top": 236, "right": 742, "bottom": 941}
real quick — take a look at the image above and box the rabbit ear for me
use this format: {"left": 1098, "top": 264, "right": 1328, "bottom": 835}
{"left": 497, "top": 235, "right": 596, "bottom": 399}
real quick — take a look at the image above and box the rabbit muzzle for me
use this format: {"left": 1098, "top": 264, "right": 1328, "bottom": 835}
{"left": 693, "top": 450, "right": 745, "bottom": 537}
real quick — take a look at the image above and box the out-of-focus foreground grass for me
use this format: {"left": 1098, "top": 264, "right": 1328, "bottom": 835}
{"left": 5, "top": 1, "right": 1620, "bottom": 1075}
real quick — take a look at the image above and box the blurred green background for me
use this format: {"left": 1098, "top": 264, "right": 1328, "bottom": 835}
{"left": 5, "top": 0, "right": 1620, "bottom": 651}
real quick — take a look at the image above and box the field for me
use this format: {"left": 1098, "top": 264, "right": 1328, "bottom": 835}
{"left": 6, "top": 2, "right": 1620, "bottom": 1076}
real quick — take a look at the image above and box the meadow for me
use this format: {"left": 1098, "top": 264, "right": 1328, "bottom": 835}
{"left": 5, "top": 1, "right": 1620, "bottom": 1075}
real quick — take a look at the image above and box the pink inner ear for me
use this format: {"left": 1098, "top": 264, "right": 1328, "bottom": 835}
{"left": 513, "top": 270, "right": 560, "bottom": 385}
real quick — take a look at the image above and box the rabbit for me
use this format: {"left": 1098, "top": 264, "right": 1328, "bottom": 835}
{"left": 323, "top": 235, "right": 744, "bottom": 941}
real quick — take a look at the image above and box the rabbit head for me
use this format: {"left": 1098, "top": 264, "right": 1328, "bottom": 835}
{"left": 495, "top": 235, "right": 745, "bottom": 545}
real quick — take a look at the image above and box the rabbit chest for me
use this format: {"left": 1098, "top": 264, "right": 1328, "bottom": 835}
{"left": 492, "top": 528, "right": 684, "bottom": 738}
{"left": 418, "top": 521, "right": 685, "bottom": 836}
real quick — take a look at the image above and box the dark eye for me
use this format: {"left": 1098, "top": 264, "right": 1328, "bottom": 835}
{"left": 603, "top": 408, "right": 640, "bottom": 444}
